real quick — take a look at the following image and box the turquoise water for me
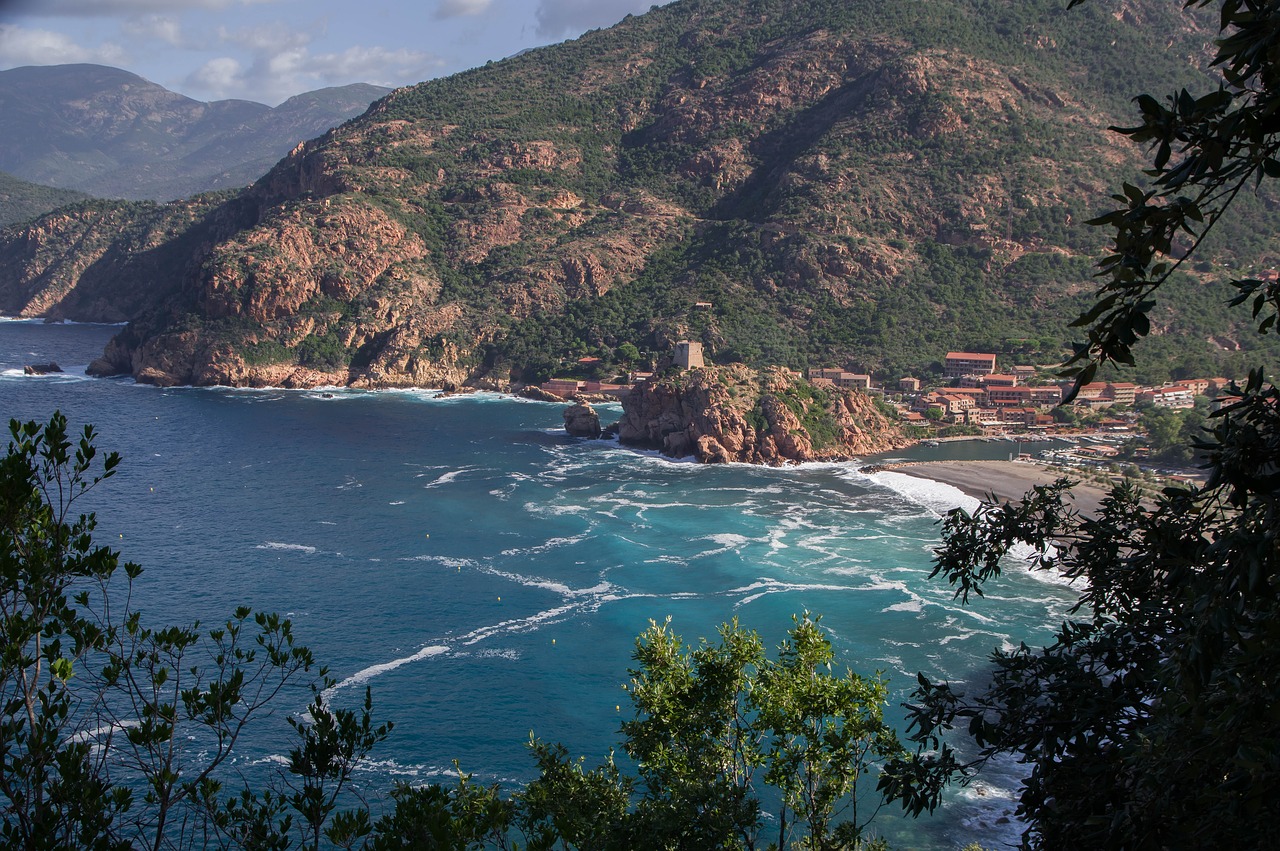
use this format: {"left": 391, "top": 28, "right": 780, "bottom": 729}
{"left": 1, "top": 320, "right": 1076, "bottom": 848}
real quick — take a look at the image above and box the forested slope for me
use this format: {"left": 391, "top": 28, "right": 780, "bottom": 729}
{"left": 1, "top": 0, "right": 1275, "bottom": 387}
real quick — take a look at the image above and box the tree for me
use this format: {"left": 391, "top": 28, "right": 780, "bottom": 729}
{"left": 0, "top": 413, "right": 389, "bottom": 850}
{"left": 579, "top": 614, "right": 905, "bottom": 850}
{"left": 881, "top": 2, "right": 1280, "bottom": 847}
{"left": 1061, "top": 0, "right": 1280, "bottom": 395}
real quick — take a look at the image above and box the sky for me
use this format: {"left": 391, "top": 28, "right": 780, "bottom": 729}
{"left": 0, "top": 0, "right": 670, "bottom": 106}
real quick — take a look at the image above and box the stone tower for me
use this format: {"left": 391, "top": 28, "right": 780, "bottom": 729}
{"left": 674, "top": 340, "right": 704, "bottom": 369}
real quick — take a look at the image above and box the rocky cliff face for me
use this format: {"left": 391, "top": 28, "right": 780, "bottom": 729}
{"left": 1, "top": 0, "right": 1267, "bottom": 388}
{"left": 616, "top": 365, "right": 911, "bottom": 464}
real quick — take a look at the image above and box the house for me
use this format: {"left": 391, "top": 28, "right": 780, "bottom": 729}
{"left": 541, "top": 379, "right": 583, "bottom": 398}
{"left": 944, "top": 352, "right": 998, "bottom": 378}
{"left": 964, "top": 407, "right": 1001, "bottom": 425}
{"left": 1105, "top": 382, "right": 1138, "bottom": 406}
{"left": 809, "top": 368, "right": 871, "bottom": 390}
{"left": 899, "top": 377, "right": 921, "bottom": 392}
{"left": 1143, "top": 385, "right": 1196, "bottom": 409}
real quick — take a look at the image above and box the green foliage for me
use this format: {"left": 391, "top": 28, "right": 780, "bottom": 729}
{"left": 296, "top": 332, "right": 351, "bottom": 371}
{"left": 0, "top": 172, "right": 90, "bottom": 227}
{"left": 240, "top": 338, "right": 293, "bottom": 366}
{"left": 579, "top": 614, "right": 907, "bottom": 850}
{"left": 881, "top": 3, "right": 1280, "bottom": 846}
{"left": 1061, "top": 0, "right": 1280, "bottom": 396}
{"left": 1135, "top": 404, "right": 1209, "bottom": 464}
{"left": 0, "top": 413, "right": 388, "bottom": 850}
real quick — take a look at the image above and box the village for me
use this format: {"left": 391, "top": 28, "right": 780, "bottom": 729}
{"left": 530, "top": 342, "right": 1230, "bottom": 476}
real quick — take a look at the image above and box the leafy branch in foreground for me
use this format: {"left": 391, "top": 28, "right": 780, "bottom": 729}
{"left": 1061, "top": 0, "right": 1280, "bottom": 397}
{"left": 0, "top": 413, "right": 391, "bottom": 850}
{"left": 884, "top": 374, "right": 1280, "bottom": 848}
{"left": 893, "top": 6, "right": 1280, "bottom": 838}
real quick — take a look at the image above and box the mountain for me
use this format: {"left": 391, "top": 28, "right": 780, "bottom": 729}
{"left": 0, "top": 64, "right": 390, "bottom": 201}
{"left": 0, "top": 172, "right": 89, "bottom": 227}
{"left": 1, "top": 0, "right": 1277, "bottom": 388}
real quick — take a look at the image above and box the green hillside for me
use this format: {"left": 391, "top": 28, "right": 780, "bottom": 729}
{"left": 0, "top": 172, "right": 89, "bottom": 227}
{"left": 1, "top": 0, "right": 1274, "bottom": 385}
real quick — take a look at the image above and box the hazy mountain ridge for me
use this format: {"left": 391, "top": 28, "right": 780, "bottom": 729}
{"left": 0, "top": 64, "right": 390, "bottom": 201}
{"left": 2, "top": 0, "right": 1277, "bottom": 387}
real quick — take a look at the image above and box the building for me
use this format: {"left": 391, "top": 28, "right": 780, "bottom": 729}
{"left": 899, "top": 377, "right": 921, "bottom": 392}
{"left": 834, "top": 373, "right": 871, "bottom": 390}
{"left": 809, "top": 368, "right": 872, "bottom": 390}
{"left": 964, "top": 407, "right": 1001, "bottom": 425}
{"left": 1106, "top": 382, "right": 1138, "bottom": 406}
{"left": 1142, "top": 385, "right": 1196, "bottom": 409}
{"left": 541, "top": 379, "right": 583, "bottom": 399}
{"left": 674, "top": 341, "right": 704, "bottom": 370}
{"left": 944, "top": 352, "right": 998, "bottom": 379}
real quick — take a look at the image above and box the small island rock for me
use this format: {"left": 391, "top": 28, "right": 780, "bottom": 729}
{"left": 563, "top": 402, "right": 603, "bottom": 438}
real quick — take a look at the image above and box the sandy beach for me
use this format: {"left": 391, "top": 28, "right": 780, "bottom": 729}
{"left": 890, "top": 459, "right": 1111, "bottom": 516}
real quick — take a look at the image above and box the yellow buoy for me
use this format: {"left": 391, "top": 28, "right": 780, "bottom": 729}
{"left": 551, "top": 638, "right": 556, "bottom": 645}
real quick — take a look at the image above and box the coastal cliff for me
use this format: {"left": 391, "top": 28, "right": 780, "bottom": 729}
{"left": 615, "top": 365, "right": 911, "bottom": 464}
{"left": 3, "top": 0, "right": 1264, "bottom": 390}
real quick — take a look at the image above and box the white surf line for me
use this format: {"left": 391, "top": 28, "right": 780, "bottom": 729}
{"left": 423, "top": 467, "right": 473, "bottom": 488}
{"left": 327, "top": 570, "right": 896, "bottom": 696}
{"left": 326, "top": 597, "right": 610, "bottom": 695}
{"left": 326, "top": 644, "right": 452, "bottom": 694}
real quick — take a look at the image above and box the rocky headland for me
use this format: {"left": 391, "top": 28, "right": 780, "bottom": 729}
{"left": 2, "top": 0, "right": 1257, "bottom": 392}
{"left": 611, "top": 365, "right": 911, "bottom": 464}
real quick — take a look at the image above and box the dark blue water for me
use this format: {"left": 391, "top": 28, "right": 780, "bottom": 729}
{"left": 1, "top": 320, "right": 1076, "bottom": 848}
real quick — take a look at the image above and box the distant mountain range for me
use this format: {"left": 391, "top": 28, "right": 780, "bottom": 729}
{"left": 0, "top": 64, "right": 390, "bottom": 202}
{"left": 2, "top": 1, "right": 1278, "bottom": 388}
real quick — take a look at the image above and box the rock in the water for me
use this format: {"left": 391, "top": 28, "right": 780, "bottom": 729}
{"left": 563, "top": 402, "right": 602, "bottom": 438}
{"left": 518, "top": 385, "right": 565, "bottom": 402}
{"left": 617, "top": 364, "right": 913, "bottom": 464}
{"left": 23, "top": 362, "right": 62, "bottom": 375}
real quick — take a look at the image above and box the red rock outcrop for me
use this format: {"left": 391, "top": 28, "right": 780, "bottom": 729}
{"left": 615, "top": 365, "right": 912, "bottom": 465}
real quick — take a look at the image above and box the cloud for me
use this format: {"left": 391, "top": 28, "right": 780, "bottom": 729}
{"left": 187, "top": 55, "right": 241, "bottom": 92}
{"left": 0, "top": 23, "right": 127, "bottom": 66}
{"left": 533, "top": 0, "right": 662, "bottom": 38}
{"left": 120, "top": 14, "right": 182, "bottom": 47}
{"left": 185, "top": 37, "right": 441, "bottom": 104}
{"left": 5, "top": 0, "right": 284, "bottom": 16}
{"left": 434, "top": 0, "right": 492, "bottom": 19}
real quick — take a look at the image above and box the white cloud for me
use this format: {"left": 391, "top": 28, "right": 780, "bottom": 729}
{"left": 186, "top": 55, "right": 241, "bottom": 94}
{"left": 184, "top": 35, "right": 441, "bottom": 104}
{"left": 305, "top": 45, "right": 442, "bottom": 86}
{"left": 533, "top": 0, "right": 660, "bottom": 38}
{"left": 0, "top": 23, "right": 127, "bottom": 66}
{"left": 434, "top": 0, "right": 492, "bottom": 19}
{"left": 8, "top": 0, "right": 284, "bottom": 16}
{"left": 217, "top": 21, "right": 310, "bottom": 53}
{"left": 120, "top": 14, "right": 183, "bottom": 47}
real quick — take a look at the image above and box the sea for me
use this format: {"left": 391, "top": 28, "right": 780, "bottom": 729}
{"left": 1, "top": 319, "right": 1078, "bottom": 849}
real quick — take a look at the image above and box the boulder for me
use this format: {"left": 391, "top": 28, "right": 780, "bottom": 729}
{"left": 563, "top": 402, "right": 602, "bottom": 438}
{"left": 518, "top": 385, "right": 564, "bottom": 402}
{"left": 23, "top": 362, "right": 62, "bottom": 375}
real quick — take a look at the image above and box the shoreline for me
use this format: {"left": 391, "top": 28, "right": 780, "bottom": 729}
{"left": 883, "top": 459, "right": 1112, "bottom": 516}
